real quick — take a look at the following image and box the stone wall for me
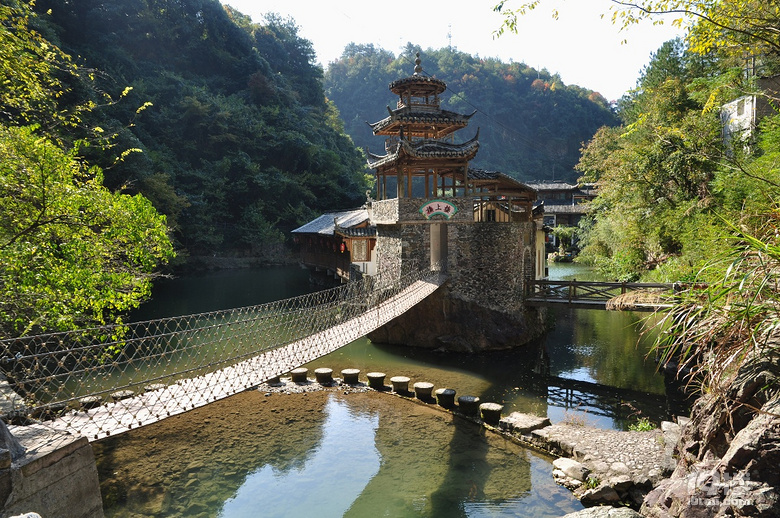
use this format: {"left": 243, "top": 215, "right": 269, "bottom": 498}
{"left": 369, "top": 197, "right": 545, "bottom": 352}
{"left": 2, "top": 423, "right": 104, "bottom": 518}
{"left": 448, "top": 220, "right": 535, "bottom": 315}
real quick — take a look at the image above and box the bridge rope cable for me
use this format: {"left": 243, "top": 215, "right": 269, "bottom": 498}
{"left": 0, "top": 263, "right": 446, "bottom": 439}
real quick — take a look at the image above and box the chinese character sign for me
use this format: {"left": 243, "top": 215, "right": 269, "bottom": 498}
{"left": 419, "top": 200, "right": 458, "bottom": 220}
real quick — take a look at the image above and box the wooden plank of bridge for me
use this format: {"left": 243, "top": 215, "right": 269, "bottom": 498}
{"left": 41, "top": 275, "right": 446, "bottom": 441}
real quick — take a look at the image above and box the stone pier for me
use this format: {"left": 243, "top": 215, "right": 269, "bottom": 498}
{"left": 2, "top": 422, "right": 104, "bottom": 518}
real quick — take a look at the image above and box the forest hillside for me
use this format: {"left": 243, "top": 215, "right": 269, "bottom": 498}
{"left": 31, "top": 0, "right": 370, "bottom": 259}
{"left": 325, "top": 43, "right": 619, "bottom": 184}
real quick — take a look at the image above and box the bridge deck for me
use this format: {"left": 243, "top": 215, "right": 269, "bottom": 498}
{"left": 526, "top": 280, "right": 677, "bottom": 311}
{"left": 524, "top": 298, "right": 673, "bottom": 311}
{"left": 32, "top": 275, "right": 446, "bottom": 441}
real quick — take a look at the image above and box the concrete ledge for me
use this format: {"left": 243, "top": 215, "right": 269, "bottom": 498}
{"left": 4, "top": 424, "right": 104, "bottom": 518}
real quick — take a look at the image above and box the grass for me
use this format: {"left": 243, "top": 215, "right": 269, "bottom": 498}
{"left": 628, "top": 416, "right": 655, "bottom": 432}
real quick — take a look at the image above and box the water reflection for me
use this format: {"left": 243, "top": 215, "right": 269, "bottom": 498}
{"left": 219, "top": 397, "right": 380, "bottom": 517}
{"left": 94, "top": 391, "right": 583, "bottom": 518}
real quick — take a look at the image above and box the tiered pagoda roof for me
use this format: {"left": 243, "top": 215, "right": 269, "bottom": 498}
{"left": 367, "top": 53, "right": 479, "bottom": 177}
{"left": 366, "top": 132, "right": 480, "bottom": 169}
{"left": 368, "top": 107, "right": 476, "bottom": 138}
{"left": 388, "top": 74, "right": 447, "bottom": 96}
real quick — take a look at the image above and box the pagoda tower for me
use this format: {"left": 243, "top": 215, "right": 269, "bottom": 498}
{"left": 367, "top": 53, "right": 479, "bottom": 201}
{"left": 365, "top": 53, "right": 546, "bottom": 353}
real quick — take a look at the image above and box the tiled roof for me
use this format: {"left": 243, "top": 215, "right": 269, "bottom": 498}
{"left": 291, "top": 208, "right": 370, "bottom": 235}
{"left": 389, "top": 75, "right": 447, "bottom": 95}
{"left": 526, "top": 182, "right": 578, "bottom": 191}
{"left": 468, "top": 168, "right": 536, "bottom": 193}
{"left": 368, "top": 108, "right": 475, "bottom": 133}
{"left": 542, "top": 203, "right": 591, "bottom": 214}
{"left": 336, "top": 226, "right": 377, "bottom": 238}
{"left": 367, "top": 133, "right": 480, "bottom": 168}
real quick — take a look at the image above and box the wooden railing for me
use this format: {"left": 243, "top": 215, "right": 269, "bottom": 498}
{"left": 525, "top": 279, "right": 678, "bottom": 310}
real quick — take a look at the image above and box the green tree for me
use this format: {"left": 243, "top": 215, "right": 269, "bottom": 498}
{"left": 0, "top": 126, "right": 174, "bottom": 337}
{"left": 575, "top": 40, "right": 723, "bottom": 281}
{"left": 1, "top": 2, "right": 174, "bottom": 337}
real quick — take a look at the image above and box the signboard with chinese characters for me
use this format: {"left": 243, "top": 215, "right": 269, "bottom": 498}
{"left": 419, "top": 200, "right": 458, "bottom": 220}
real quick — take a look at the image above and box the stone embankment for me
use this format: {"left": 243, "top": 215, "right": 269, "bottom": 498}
{"left": 497, "top": 412, "right": 680, "bottom": 508}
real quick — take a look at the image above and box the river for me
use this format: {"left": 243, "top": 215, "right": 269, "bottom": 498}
{"left": 128, "top": 263, "right": 675, "bottom": 431}
{"left": 94, "top": 263, "right": 682, "bottom": 517}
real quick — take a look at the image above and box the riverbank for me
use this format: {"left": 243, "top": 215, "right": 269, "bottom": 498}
{"left": 177, "top": 253, "right": 294, "bottom": 273}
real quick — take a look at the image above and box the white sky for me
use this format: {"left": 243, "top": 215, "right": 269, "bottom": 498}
{"left": 220, "top": 0, "right": 687, "bottom": 102}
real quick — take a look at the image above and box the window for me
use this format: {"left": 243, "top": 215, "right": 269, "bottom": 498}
{"left": 352, "top": 240, "right": 369, "bottom": 262}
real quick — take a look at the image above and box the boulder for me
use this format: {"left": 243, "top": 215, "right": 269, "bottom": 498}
{"left": 553, "top": 457, "right": 590, "bottom": 482}
{"left": 561, "top": 507, "right": 642, "bottom": 518}
{"left": 580, "top": 485, "right": 621, "bottom": 505}
{"left": 499, "top": 412, "right": 550, "bottom": 434}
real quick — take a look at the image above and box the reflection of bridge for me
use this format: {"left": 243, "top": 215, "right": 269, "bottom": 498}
{"left": 525, "top": 280, "right": 678, "bottom": 311}
{"left": 0, "top": 267, "right": 446, "bottom": 440}
{"left": 545, "top": 375, "right": 667, "bottom": 421}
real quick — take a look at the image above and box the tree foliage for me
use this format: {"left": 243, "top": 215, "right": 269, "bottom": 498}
{"left": 325, "top": 44, "right": 618, "bottom": 183}
{"left": 31, "top": 0, "right": 370, "bottom": 257}
{"left": 575, "top": 37, "right": 729, "bottom": 281}
{"left": 0, "top": 126, "right": 174, "bottom": 337}
{"left": 1, "top": 2, "right": 174, "bottom": 338}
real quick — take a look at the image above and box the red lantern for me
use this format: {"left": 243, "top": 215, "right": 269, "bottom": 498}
{"left": 340, "top": 242, "right": 346, "bottom": 253}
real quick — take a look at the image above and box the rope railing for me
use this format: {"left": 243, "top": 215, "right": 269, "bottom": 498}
{"left": 0, "top": 264, "right": 446, "bottom": 439}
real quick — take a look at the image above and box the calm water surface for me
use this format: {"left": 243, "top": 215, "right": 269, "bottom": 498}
{"left": 129, "top": 264, "right": 672, "bottom": 429}
{"left": 99, "top": 263, "right": 678, "bottom": 517}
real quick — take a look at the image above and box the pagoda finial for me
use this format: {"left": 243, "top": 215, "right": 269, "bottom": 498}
{"left": 414, "top": 52, "right": 422, "bottom": 75}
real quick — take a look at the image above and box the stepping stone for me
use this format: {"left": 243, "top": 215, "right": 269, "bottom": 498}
{"left": 457, "top": 395, "right": 480, "bottom": 415}
{"left": 435, "top": 388, "right": 456, "bottom": 408}
{"left": 79, "top": 396, "right": 102, "bottom": 410}
{"left": 366, "top": 372, "right": 386, "bottom": 389}
{"left": 480, "top": 402, "right": 504, "bottom": 425}
{"left": 314, "top": 368, "right": 333, "bottom": 384}
{"left": 341, "top": 368, "right": 360, "bottom": 385}
{"left": 290, "top": 368, "right": 308, "bottom": 383}
{"left": 110, "top": 390, "right": 135, "bottom": 401}
{"left": 413, "top": 382, "right": 434, "bottom": 400}
{"left": 390, "top": 376, "right": 410, "bottom": 393}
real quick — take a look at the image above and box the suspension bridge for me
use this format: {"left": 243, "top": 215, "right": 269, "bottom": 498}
{"left": 0, "top": 267, "right": 446, "bottom": 441}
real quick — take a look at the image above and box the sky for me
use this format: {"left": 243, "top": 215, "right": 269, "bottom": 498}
{"left": 220, "top": 0, "right": 687, "bottom": 102}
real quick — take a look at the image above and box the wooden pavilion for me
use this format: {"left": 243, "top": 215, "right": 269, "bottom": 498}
{"left": 366, "top": 53, "right": 536, "bottom": 221}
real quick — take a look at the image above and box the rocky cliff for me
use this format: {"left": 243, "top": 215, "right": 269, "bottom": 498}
{"left": 642, "top": 351, "right": 780, "bottom": 517}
